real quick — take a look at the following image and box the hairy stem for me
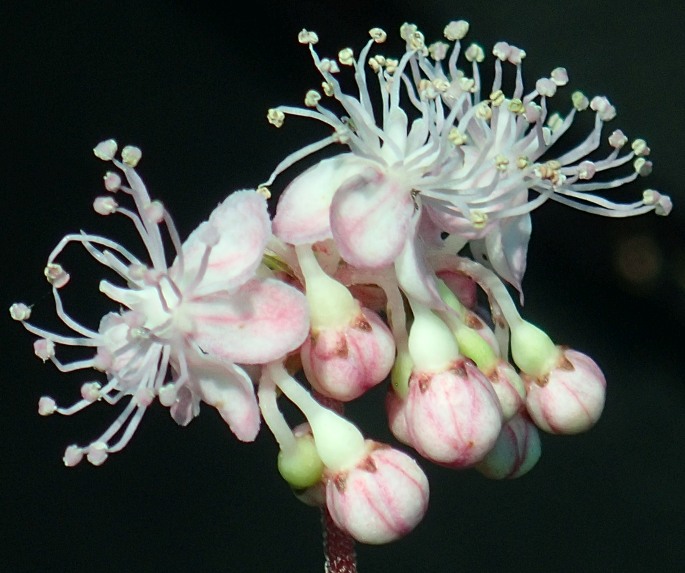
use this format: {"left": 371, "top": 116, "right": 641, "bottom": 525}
{"left": 322, "top": 504, "right": 357, "bottom": 573}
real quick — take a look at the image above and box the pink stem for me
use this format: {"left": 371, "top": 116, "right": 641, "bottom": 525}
{"left": 314, "top": 391, "right": 358, "bottom": 573}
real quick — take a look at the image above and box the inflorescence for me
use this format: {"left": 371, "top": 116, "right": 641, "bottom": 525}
{"left": 11, "top": 20, "right": 671, "bottom": 545}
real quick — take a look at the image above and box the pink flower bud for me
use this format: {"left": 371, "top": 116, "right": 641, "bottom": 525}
{"left": 301, "top": 308, "right": 395, "bottom": 401}
{"left": 523, "top": 348, "right": 606, "bottom": 434}
{"left": 325, "top": 441, "right": 429, "bottom": 544}
{"left": 485, "top": 359, "right": 526, "bottom": 421}
{"left": 405, "top": 359, "right": 503, "bottom": 468}
{"left": 385, "top": 387, "right": 412, "bottom": 446}
{"left": 475, "top": 413, "right": 541, "bottom": 479}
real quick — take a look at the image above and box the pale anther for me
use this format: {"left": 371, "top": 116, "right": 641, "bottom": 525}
{"left": 634, "top": 157, "right": 653, "bottom": 177}
{"left": 44, "top": 263, "right": 70, "bottom": 288}
{"left": 257, "top": 186, "right": 271, "bottom": 199}
{"left": 632, "top": 139, "right": 650, "bottom": 156}
{"left": 475, "top": 102, "right": 492, "bottom": 120}
{"left": 38, "top": 396, "right": 57, "bottom": 416}
{"left": 471, "top": 210, "right": 489, "bottom": 228}
{"left": 572, "top": 91, "right": 589, "bottom": 111}
{"left": 144, "top": 200, "right": 165, "bottom": 224}
{"left": 318, "top": 58, "right": 340, "bottom": 74}
{"left": 465, "top": 43, "right": 484, "bottom": 63}
{"left": 305, "top": 90, "right": 322, "bottom": 108}
{"left": 448, "top": 128, "right": 467, "bottom": 146}
{"left": 536, "top": 78, "right": 557, "bottom": 97}
{"left": 384, "top": 58, "right": 398, "bottom": 73}
{"left": 551, "top": 67, "right": 569, "bottom": 86}
{"left": 444, "top": 20, "right": 469, "bottom": 41}
{"left": 298, "top": 29, "right": 318, "bottom": 45}
{"left": 609, "top": 130, "right": 628, "bottom": 149}
{"left": 459, "top": 77, "right": 475, "bottom": 93}
{"left": 508, "top": 98, "right": 524, "bottom": 114}
{"left": 81, "top": 382, "right": 102, "bottom": 402}
{"left": 578, "top": 161, "right": 596, "bottom": 180}
{"left": 338, "top": 48, "right": 355, "bottom": 66}
{"left": 267, "top": 109, "right": 285, "bottom": 128}
{"left": 121, "top": 145, "right": 142, "bottom": 167}
{"left": 93, "top": 139, "right": 117, "bottom": 161}
{"left": 322, "top": 81, "right": 334, "bottom": 97}
{"left": 94, "top": 196, "right": 118, "bottom": 215}
{"left": 63, "top": 446, "right": 84, "bottom": 467}
{"left": 492, "top": 41, "right": 511, "bottom": 61}
{"left": 489, "top": 90, "right": 505, "bottom": 107}
{"left": 103, "top": 171, "right": 121, "bottom": 192}
{"left": 87, "top": 442, "right": 108, "bottom": 466}
{"left": 494, "top": 155, "right": 509, "bottom": 172}
{"left": 9, "top": 302, "right": 31, "bottom": 321}
{"left": 369, "top": 28, "right": 387, "bottom": 43}
{"left": 429, "top": 41, "right": 449, "bottom": 61}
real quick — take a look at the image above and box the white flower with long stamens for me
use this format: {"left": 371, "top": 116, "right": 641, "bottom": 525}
{"left": 264, "top": 25, "right": 472, "bottom": 307}
{"left": 10, "top": 140, "right": 309, "bottom": 466}
{"left": 262, "top": 22, "right": 671, "bottom": 300}
{"left": 401, "top": 25, "right": 672, "bottom": 293}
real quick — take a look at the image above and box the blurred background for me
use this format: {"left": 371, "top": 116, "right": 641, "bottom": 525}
{"left": 2, "top": 1, "right": 683, "bottom": 571}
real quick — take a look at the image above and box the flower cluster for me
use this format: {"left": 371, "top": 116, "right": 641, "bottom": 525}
{"left": 12, "top": 20, "right": 671, "bottom": 548}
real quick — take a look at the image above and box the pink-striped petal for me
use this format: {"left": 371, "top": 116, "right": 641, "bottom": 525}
{"left": 189, "top": 354, "right": 260, "bottom": 441}
{"left": 273, "top": 153, "right": 371, "bottom": 245}
{"left": 330, "top": 166, "right": 414, "bottom": 268}
{"left": 471, "top": 214, "right": 531, "bottom": 299}
{"left": 178, "top": 190, "right": 270, "bottom": 293}
{"left": 394, "top": 210, "right": 445, "bottom": 308}
{"left": 189, "top": 278, "right": 309, "bottom": 364}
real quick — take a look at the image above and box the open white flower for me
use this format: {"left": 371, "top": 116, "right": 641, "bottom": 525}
{"left": 11, "top": 140, "right": 309, "bottom": 465}
{"left": 262, "top": 22, "right": 671, "bottom": 298}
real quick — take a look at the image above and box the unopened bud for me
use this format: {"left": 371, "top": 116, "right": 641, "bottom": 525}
{"left": 524, "top": 348, "right": 606, "bottom": 434}
{"left": 325, "top": 442, "right": 429, "bottom": 544}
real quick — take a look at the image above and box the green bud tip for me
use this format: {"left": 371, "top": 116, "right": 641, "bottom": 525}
{"left": 277, "top": 434, "right": 325, "bottom": 490}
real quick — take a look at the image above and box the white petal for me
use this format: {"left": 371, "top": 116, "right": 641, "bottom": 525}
{"left": 178, "top": 190, "right": 270, "bottom": 293}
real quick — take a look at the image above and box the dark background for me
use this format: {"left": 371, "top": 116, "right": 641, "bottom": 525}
{"left": 2, "top": 1, "right": 684, "bottom": 572}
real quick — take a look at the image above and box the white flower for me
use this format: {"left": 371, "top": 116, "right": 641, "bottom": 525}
{"left": 11, "top": 141, "right": 309, "bottom": 465}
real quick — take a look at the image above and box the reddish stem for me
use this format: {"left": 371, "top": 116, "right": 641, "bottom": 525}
{"left": 322, "top": 505, "right": 358, "bottom": 573}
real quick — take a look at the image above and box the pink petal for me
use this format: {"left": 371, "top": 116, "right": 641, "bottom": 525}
{"left": 189, "top": 278, "right": 309, "bottom": 364}
{"left": 189, "top": 353, "right": 260, "bottom": 441}
{"left": 330, "top": 166, "right": 414, "bottom": 268}
{"left": 178, "top": 190, "right": 270, "bottom": 292}
{"left": 273, "top": 153, "right": 371, "bottom": 245}
{"left": 394, "top": 210, "right": 445, "bottom": 308}
{"left": 471, "top": 214, "right": 531, "bottom": 300}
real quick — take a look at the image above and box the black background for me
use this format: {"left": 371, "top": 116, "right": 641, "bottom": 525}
{"left": 2, "top": 1, "right": 684, "bottom": 572}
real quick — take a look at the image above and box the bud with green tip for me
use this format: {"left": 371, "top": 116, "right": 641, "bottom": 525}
{"left": 278, "top": 426, "right": 325, "bottom": 490}
{"left": 297, "top": 244, "right": 395, "bottom": 401}
{"left": 523, "top": 348, "right": 606, "bottom": 434}
{"left": 403, "top": 305, "right": 503, "bottom": 468}
{"left": 510, "top": 319, "right": 561, "bottom": 378}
